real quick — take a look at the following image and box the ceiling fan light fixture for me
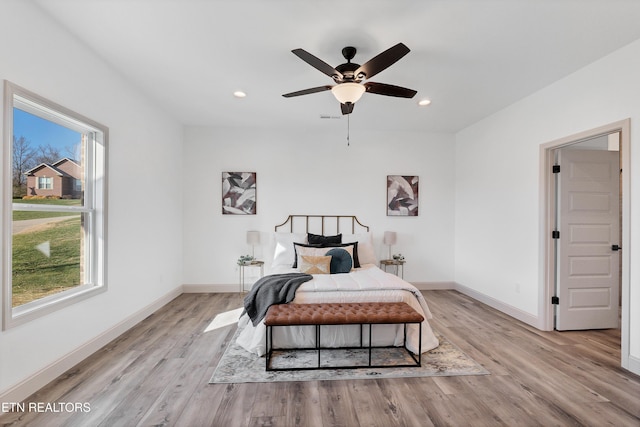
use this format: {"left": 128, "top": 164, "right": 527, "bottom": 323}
{"left": 418, "top": 99, "right": 431, "bottom": 106}
{"left": 331, "top": 82, "right": 365, "bottom": 104}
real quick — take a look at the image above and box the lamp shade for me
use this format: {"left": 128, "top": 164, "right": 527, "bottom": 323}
{"left": 331, "top": 82, "right": 366, "bottom": 104}
{"left": 383, "top": 231, "right": 397, "bottom": 246}
{"left": 246, "top": 230, "right": 260, "bottom": 245}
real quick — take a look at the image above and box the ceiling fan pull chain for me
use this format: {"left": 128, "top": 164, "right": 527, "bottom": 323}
{"left": 347, "top": 114, "right": 350, "bottom": 146}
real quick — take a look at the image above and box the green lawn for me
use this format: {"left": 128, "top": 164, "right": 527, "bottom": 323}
{"left": 12, "top": 216, "right": 82, "bottom": 307}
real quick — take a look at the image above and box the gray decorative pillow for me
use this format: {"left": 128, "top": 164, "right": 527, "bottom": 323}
{"left": 325, "top": 248, "right": 353, "bottom": 274}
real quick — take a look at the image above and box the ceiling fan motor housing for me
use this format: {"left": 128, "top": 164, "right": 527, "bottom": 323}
{"left": 335, "top": 62, "right": 362, "bottom": 82}
{"left": 336, "top": 46, "right": 364, "bottom": 82}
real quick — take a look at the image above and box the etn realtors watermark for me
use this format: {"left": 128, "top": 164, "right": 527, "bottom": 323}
{"left": 2, "top": 401, "right": 91, "bottom": 414}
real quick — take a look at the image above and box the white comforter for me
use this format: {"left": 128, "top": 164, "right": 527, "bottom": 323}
{"left": 236, "top": 264, "right": 439, "bottom": 356}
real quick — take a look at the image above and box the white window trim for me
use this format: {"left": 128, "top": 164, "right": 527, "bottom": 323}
{"left": 2, "top": 81, "right": 109, "bottom": 329}
{"left": 37, "top": 176, "right": 53, "bottom": 190}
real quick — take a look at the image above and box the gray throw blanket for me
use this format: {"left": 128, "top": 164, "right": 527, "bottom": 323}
{"left": 243, "top": 273, "right": 313, "bottom": 326}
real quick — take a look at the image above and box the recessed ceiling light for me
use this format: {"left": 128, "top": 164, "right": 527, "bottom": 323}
{"left": 233, "top": 91, "right": 247, "bottom": 98}
{"left": 418, "top": 99, "right": 431, "bottom": 107}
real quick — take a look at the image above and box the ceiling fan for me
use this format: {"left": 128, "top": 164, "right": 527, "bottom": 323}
{"left": 282, "top": 43, "right": 417, "bottom": 115}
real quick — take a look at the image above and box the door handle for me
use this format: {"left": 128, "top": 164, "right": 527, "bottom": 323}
{"left": 612, "top": 244, "right": 621, "bottom": 251}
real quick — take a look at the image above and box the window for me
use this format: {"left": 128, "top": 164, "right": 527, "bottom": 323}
{"left": 2, "top": 81, "right": 108, "bottom": 329}
{"left": 37, "top": 176, "right": 53, "bottom": 190}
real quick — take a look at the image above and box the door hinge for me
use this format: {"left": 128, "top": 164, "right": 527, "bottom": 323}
{"left": 552, "top": 165, "right": 561, "bottom": 173}
{"left": 552, "top": 230, "right": 560, "bottom": 239}
{"left": 551, "top": 296, "right": 559, "bottom": 305}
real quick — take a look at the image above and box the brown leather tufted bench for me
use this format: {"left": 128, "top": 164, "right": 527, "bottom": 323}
{"left": 264, "top": 302, "right": 424, "bottom": 371}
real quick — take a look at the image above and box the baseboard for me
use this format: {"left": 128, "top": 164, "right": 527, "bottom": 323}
{"left": 626, "top": 354, "right": 640, "bottom": 376}
{"left": 411, "top": 281, "right": 456, "bottom": 290}
{"left": 453, "top": 282, "right": 539, "bottom": 328}
{"left": 0, "top": 285, "right": 183, "bottom": 404}
{"left": 182, "top": 284, "right": 237, "bottom": 293}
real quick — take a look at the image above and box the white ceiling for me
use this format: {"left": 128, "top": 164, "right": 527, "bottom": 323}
{"left": 34, "top": 0, "right": 640, "bottom": 133}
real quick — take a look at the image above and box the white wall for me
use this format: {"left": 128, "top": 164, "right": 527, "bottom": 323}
{"left": 0, "top": 2, "right": 184, "bottom": 397}
{"left": 182, "top": 126, "right": 455, "bottom": 287}
{"left": 455, "top": 38, "right": 640, "bottom": 371}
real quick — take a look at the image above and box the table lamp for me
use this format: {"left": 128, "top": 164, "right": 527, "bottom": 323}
{"left": 246, "top": 230, "right": 260, "bottom": 258}
{"left": 383, "top": 231, "right": 397, "bottom": 260}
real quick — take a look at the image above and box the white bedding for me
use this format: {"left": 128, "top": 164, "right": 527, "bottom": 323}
{"left": 236, "top": 264, "right": 439, "bottom": 356}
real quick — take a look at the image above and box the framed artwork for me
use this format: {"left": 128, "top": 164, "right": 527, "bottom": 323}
{"left": 222, "top": 172, "right": 256, "bottom": 215}
{"left": 387, "top": 175, "right": 419, "bottom": 216}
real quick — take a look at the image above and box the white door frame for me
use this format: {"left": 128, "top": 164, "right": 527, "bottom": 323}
{"left": 539, "top": 118, "right": 631, "bottom": 369}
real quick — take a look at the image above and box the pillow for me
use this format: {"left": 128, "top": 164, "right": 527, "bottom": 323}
{"left": 299, "top": 255, "right": 332, "bottom": 274}
{"left": 293, "top": 242, "right": 360, "bottom": 268}
{"left": 342, "top": 233, "right": 376, "bottom": 265}
{"left": 307, "top": 232, "right": 342, "bottom": 245}
{"left": 325, "top": 248, "right": 353, "bottom": 274}
{"left": 296, "top": 244, "right": 354, "bottom": 273}
{"left": 272, "top": 233, "right": 307, "bottom": 267}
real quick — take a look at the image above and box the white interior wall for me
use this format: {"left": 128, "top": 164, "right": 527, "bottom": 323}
{"left": 455, "top": 38, "right": 640, "bottom": 370}
{"left": 182, "top": 126, "right": 455, "bottom": 287}
{"left": 0, "top": 2, "right": 184, "bottom": 397}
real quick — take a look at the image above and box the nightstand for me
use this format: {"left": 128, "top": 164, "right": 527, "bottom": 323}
{"left": 380, "top": 259, "right": 405, "bottom": 278}
{"left": 239, "top": 260, "right": 264, "bottom": 292}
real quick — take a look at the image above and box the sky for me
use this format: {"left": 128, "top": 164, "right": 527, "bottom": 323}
{"left": 13, "top": 107, "right": 81, "bottom": 157}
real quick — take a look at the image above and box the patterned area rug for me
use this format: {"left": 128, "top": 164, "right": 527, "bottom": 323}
{"left": 210, "top": 328, "right": 489, "bottom": 383}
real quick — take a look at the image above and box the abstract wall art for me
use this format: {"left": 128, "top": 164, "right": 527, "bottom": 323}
{"left": 387, "top": 175, "right": 419, "bottom": 216}
{"left": 222, "top": 172, "right": 256, "bottom": 215}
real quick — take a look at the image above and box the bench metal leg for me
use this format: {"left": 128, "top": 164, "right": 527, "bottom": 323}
{"left": 368, "top": 324, "right": 372, "bottom": 366}
{"left": 418, "top": 322, "right": 422, "bottom": 366}
{"left": 316, "top": 324, "right": 321, "bottom": 368}
{"left": 265, "top": 325, "right": 272, "bottom": 371}
{"left": 401, "top": 322, "right": 422, "bottom": 367}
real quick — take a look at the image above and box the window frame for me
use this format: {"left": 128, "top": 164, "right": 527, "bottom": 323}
{"left": 2, "top": 81, "right": 108, "bottom": 329}
{"left": 37, "top": 176, "right": 53, "bottom": 190}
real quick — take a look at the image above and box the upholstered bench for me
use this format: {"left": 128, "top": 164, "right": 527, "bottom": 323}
{"left": 264, "top": 302, "right": 424, "bottom": 371}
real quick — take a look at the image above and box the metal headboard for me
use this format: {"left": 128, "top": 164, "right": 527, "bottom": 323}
{"left": 274, "top": 215, "right": 369, "bottom": 235}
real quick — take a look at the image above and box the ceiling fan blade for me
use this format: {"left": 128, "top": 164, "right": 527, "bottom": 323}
{"left": 282, "top": 85, "right": 333, "bottom": 98}
{"left": 341, "top": 102, "right": 355, "bottom": 115}
{"left": 355, "top": 43, "right": 410, "bottom": 79}
{"left": 292, "top": 49, "right": 343, "bottom": 80}
{"left": 364, "top": 82, "right": 417, "bottom": 98}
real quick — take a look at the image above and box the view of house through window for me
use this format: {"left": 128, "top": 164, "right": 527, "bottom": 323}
{"left": 12, "top": 109, "right": 86, "bottom": 307}
{"left": 4, "top": 81, "right": 107, "bottom": 327}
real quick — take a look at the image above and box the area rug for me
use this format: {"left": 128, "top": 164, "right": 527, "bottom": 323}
{"left": 210, "top": 328, "right": 489, "bottom": 384}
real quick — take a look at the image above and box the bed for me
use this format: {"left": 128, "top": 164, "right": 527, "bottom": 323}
{"left": 236, "top": 215, "right": 439, "bottom": 356}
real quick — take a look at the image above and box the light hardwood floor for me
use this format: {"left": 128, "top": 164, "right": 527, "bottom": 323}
{"left": 1, "top": 290, "right": 639, "bottom": 427}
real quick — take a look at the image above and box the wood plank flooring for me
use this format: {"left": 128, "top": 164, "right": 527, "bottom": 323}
{"left": 1, "top": 290, "right": 639, "bottom": 426}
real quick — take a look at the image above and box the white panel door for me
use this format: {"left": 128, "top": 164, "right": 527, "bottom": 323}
{"left": 556, "top": 149, "right": 620, "bottom": 330}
